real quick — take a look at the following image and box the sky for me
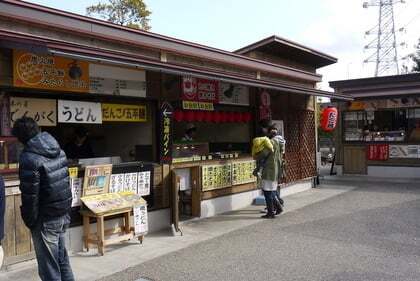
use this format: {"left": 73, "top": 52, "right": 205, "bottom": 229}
{"left": 27, "top": 0, "right": 420, "bottom": 91}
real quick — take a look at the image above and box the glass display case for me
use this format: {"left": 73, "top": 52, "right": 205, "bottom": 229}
{"left": 172, "top": 143, "right": 209, "bottom": 162}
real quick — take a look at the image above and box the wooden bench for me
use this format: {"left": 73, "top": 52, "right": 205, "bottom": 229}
{"left": 80, "top": 208, "right": 144, "bottom": 256}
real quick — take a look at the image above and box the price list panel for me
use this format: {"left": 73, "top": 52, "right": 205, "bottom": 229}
{"left": 232, "top": 160, "right": 257, "bottom": 185}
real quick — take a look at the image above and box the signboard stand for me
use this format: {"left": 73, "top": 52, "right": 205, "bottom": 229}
{"left": 81, "top": 207, "right": 144, "bottom": 256}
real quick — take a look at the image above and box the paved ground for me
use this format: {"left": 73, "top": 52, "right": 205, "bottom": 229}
{"left": 2, "top": 177, "right": 419, "bottom": 281}
{"left": 99, "top": 178, "right": 420, "bottom": 281}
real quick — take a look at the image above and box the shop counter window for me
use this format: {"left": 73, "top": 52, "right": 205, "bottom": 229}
{"left": 0, "top": 137, "right": 23, "bottom": 175}
{"left": 344, "top": 108, "right": 420, "bottom": 143}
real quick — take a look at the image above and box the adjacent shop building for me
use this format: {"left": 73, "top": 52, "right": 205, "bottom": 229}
{"left": 330, "top": 73, "right": 420, "bottom": 177}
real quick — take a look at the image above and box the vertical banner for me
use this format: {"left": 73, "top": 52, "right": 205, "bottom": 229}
{"left": 367, "top": 144, "right": 389, "bottom": 161}
{"left": 160, "top": 101, "right": 173, "bottom": 164}
{"left": 137, "top": 171, "right": 151, "bottom": 196}
{"left": 0, "top": 96, "right": 11, "bottom": 136}
{"left": 259, "top": 90, "right": 272, "bottom": 121}
{"left": 69, "top": 167, "right": 82, "bottom": 207}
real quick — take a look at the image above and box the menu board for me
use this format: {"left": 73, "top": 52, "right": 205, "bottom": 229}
{"left": 202, "top": 163, "right": 232, "bottom": 191}
{"left": 89, "top": 64, "right": 146, "bottom": 97}
{"left": 124, "top": 172, "right": 138, "bottom": 193}
{"left": 109, "top": 171, "right": 151, "bottom": 196}
{"left": 137, "top": 171, "right": 151, "bottom": 196}
{"left": 81, "top": 192, "right": 144, "bottom": 214}
{"left": 13, "top": 50, "right": 89, "bottom": 93}
{"left": 82, "top": 164, "right": 113, "bottom": 196}
{"left": 232, "top": 160, "right": 257, "bottom": 185}
{"left": 133, "top": 204, "right": 148, "bottom": 235}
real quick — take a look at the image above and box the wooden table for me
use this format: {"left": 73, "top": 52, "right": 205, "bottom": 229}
{"left": 80, "top": 208, "right": 144, "bottom": 256}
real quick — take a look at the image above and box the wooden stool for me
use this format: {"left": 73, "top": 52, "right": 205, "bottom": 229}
{"left": 80, "top": 208, "right": 143, "bottom": 256}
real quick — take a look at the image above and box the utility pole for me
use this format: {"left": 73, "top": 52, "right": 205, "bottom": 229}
{"left": 363, "top": 0, "right": 405, "bottom": 76}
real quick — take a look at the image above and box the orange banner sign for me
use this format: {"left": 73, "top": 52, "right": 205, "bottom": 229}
{"left": 13, "top": 50, "right": 89, "bottom": 93}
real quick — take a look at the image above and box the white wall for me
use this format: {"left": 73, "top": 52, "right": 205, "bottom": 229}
{"left": 368, "top": 165, "right": 420, "bottom": 178}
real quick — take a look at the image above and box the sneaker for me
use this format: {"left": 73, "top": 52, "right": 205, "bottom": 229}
{"left": 261, "top": 214, "right": 275, "bottom": 219}
{"left": 260, "top": 208, "right": 267, "bottom": 214}
{"left": 275, "top": 208, "right": 283, "bottom": 215}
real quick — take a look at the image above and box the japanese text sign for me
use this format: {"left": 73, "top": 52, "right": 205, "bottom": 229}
{"left": 133, "top": 204, "right": 148, "bottom": 235}
{"left": 58, "top": 100, "right": 102, "bottom": 124}
{"left": 102, "top": 103, "right": 147, "bottom": 122}
{"left": 13, "top": 50, "right": 89, "bottom": 92}
{"left": 182, "top": 101, "right": 214, "bottom": 111}
{"left": 367, "top": 144, "right": 389, "bottom": 161}
{"left": 10, "top": 97, "right": 57, "bottom": 126}
{"left": 182, "top": 77, "right": 219, "bottom": 103}
{"left": 160, "top": 102, "right": 173, "bottom": 164}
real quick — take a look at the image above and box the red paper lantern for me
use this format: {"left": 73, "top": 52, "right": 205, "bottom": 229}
{"left": 243, "top": 112, "right": 252, "bottom": 122}
{"left": 213, "top": 111, "right": 222, "bottom": 123}
{"left": 239, "top": 112, "right": 246, "bottom": 123}
{"left": 204, "top": 111, "right": 213, "bottom": 122}
{"left": 195, "top": 111, "right": 205, "bottom": 122}
{"left": 185, "top": 111, "right": 195, "bottom": 122}
{"left": 233, "top": 112, "right": 242, "bottom": 123}
{"left": 227, "top": 112, "right": 235, "bottom": 122}
{"left": 320, "top": 107, "right": 338, "bottom": 132}
{"left": 219, "top": 112, "right": 227, "bottom": 123}
{"left": 174, "top": 110, "right": 184, "bottom": 122}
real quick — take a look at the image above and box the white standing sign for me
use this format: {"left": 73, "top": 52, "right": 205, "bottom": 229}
{"left": 133, "top": 204, "right": 148, "bottom": 235}
{"left": 58, "top": 100, "right": 102, "bottom": 124}
{"left": 70, "top": 178, "right": 82, "bottom": 207}
{"left": 137, "top": 171, "right": 151, "bottom": 196}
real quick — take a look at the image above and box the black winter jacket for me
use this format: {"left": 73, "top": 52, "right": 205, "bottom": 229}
{"left": 0, "top": 176, "right": 5, "bottom": 241}
{"left": 19, "top": 132, "right": 72, "bottom": 228}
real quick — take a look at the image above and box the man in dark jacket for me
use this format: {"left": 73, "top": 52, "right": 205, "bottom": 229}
{"left": 0, "top": 175, "right": 5, "bottom": 268}
{"left": 12, "top": 117, "right": 74, "bottom": 281}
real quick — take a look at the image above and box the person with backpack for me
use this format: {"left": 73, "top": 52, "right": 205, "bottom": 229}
{"left": 253, "top": 124, "right": 284, "bottom": 219}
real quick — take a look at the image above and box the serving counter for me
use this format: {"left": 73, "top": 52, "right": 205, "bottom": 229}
{"left": 170, "top": 156, "right": 257, "bottom": 226}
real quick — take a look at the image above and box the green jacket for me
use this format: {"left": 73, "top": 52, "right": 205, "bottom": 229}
{"left": 255, "top": 138, "right": 284, "bottom": 182}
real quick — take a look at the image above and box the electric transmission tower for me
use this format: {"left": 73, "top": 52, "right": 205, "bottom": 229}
{"left": 363, "top": 0, "right": 405, "bottom": 76}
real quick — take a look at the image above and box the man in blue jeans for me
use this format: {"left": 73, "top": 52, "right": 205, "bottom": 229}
{"left": 0, "top": 175, "right": 5, "bottom": 268}
{"left": 13, "top": 117, "right": 74, "bottom": 281}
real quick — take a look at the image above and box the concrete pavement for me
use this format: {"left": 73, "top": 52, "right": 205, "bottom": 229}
{"left": 3, "top": 176, "right": 420, "bottom": 281}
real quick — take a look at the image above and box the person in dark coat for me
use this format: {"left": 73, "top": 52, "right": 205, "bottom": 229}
{"left": 12, "top": 117, "right": 74, "bottom": 281}
{"left": 64, "top": 126, "right": 94, "bottom": 160}
{"left": 0, "top": 175, "right": 5, "bottom": 267}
